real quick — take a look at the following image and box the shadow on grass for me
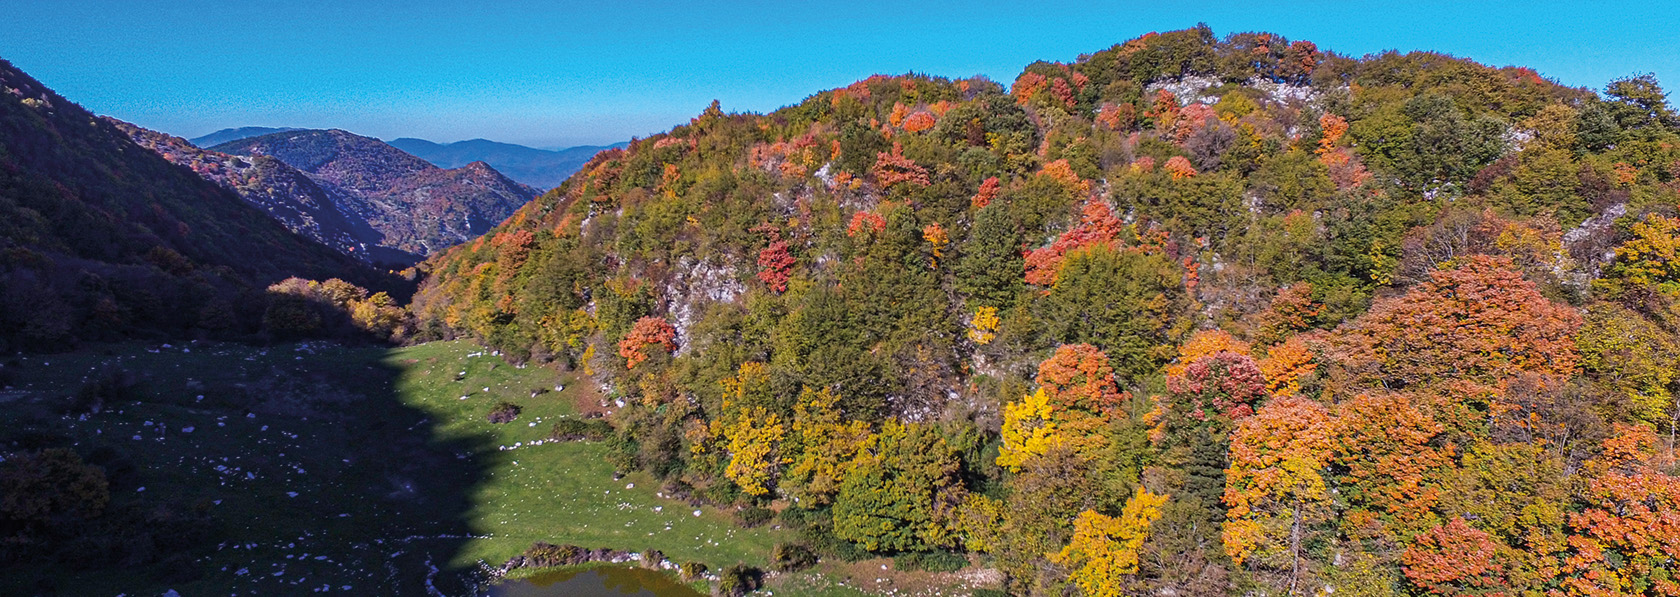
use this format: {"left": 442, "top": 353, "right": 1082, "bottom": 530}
{"left": 0, "top": 341, "right": 493, "bottom": 595}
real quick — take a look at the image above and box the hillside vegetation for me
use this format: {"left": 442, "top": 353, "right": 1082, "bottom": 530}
{"left": 412, "top": 27, "right": 1680, "bottom": 596}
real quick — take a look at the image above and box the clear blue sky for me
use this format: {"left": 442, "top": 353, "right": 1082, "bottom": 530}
{"left": 2, "top": 1, "right": 1676, "bottom": 148}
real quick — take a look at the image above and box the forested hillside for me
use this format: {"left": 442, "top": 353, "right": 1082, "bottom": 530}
{"left": 416, "top": 27, "right": 1679, "bottom": 595}
{"left": 0, "top": 57, "right": 381, "bottom": 351}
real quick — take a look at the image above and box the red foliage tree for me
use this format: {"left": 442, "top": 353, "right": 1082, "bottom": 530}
{"left": 1036, "top": 343, "right": 1129, "bottom": 414}
{"left": 1024, "top": 201, "right": 1125, "bottom": 286}
{"left": 757, "top": 240, "right": 796, "bottom": 293}
{"left": 1166, "top": 351, "right": 1267, "bottom": 421}
{"left": 971, "top": 176, "right": 1000, "bottom": 209}
{"left": 618, "top": 316, "right": 677, "bottom": 369}
{"left": 1278, "top": 40, "right": 1319, "bottom": 81}
{"left": 873, "top": 142, "right": 930, "bottom": 189}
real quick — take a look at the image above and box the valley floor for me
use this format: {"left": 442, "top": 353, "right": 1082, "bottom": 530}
{"left": 0, "top": 340, "right": 991, "bottom": 596}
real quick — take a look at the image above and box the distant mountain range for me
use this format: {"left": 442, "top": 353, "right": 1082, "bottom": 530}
{"left": 210, "top": 130, "right": 538, "bottom": 259}
{"left": 388, "top": 138, "right": 626, "bottom": 190}
{"left": 189, "top": 126, "right": 301, "bottom": 148}
{"left": 190, "top": 126, "right": 621, "bottom": 190}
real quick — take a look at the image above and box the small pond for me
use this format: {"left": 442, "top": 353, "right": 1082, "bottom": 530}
{"left": 483, "top": 566, "right": 705, "bottom": 597}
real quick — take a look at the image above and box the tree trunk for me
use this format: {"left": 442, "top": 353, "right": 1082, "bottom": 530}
{"left": 1287, "top": 500, "right": 1302, "bottom": 596}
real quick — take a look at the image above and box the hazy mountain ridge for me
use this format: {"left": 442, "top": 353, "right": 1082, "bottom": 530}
{"left": 212, "top": 130, "right": 539, "bottom": 258}
{"left": 388, "top": 137, "right": 627, "bottom": 190}
{"left": 188, "top": 126, "right": 300, "bottom": 148}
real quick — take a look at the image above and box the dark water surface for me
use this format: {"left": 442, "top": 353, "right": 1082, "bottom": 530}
{"left": 484, "top": 566, "right": 705, "bottom": 597}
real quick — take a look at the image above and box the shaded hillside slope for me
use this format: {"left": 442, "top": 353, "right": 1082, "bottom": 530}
{"left": 113, "top": 120, "right": 371, "bottom": 258}
{"left": 0, "top": 57, "right": 380, "bottom": 350}
{"left": 213, "top": 130, "right": 539, "bottom": 257}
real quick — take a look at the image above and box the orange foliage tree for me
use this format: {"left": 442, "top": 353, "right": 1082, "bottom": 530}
{"left": 618, "top": 316, "right": 677, "bottom": 369}
{"left": 903, "top": 111, "right": 937, "bottom": 133}
{"left": 1329, "top": 255, "right": 1581, "bottom": 391}
{"left": 1037, "top": 343, "right": 1130, "bottom": 413}
{"left": 1559, "top": 425, "right": 1680, "bottom": 596}
{"left": 971, "top": 176, "right": 1000, "bottom": 209}
{"left": 1164, "top": 156, "right": 1198, "bottom": 180}
{"left": 1402, "top": 517, "right": 1517, "bottom": 595}
{"left": 873, "top": 142, "right": 930, "bottom": 189}
{"left": 999, "top": 344, "right": 1128, "bottom": 469}
{"left": 1223, "top": 395, "right": 1334, "bottom": 590}
{"left": 1333, "top": 393, "right": 1451, "bottom": 542}
{"left": 1024, "top": 201, "right": 1125, "bottom": 286}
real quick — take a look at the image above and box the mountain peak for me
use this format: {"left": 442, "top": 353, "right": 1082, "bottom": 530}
{"left": 207, "top": 128, "right": 537, "bottom": 257}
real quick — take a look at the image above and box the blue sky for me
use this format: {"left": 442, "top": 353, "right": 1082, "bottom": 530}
{"left": 2, "top": 1, "right": 1677, "bottom": 148}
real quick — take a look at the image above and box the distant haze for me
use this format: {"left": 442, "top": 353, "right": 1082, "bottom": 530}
{"left": 387, "top": 138, "right": 627, "bottom": 191}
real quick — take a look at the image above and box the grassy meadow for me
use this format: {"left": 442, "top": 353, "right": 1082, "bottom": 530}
{"left": 0, "top": 340, "right": 784, "bottom": 595}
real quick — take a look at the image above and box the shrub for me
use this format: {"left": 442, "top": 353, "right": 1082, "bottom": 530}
{"left": 735, "top": 506, "right": 774, "bottom": 528}
{"left": 522, "top": 542, "right": 584, "bottom": 568}
{"left": 487, "top": 402, "right": 522, "bottom": 424}
{"left": 894, "top": 550, "right": 968, "bottom": 572}
{"left": 70, "top": 367, "right": 138, "bottom": 414}
{"left": 717, "top": 564, "right": 763, "bottom": 597}
{"left": 679, "top": 561, "right": 708, "bottom": 580}
{"left": 971, "top": 589, "right": 1009, "bottom": 597}
{"left": 549, "top": 418, "right": 612, "bottom": 441}
{"left": 771, "top": 542, "right": 817, "bottom": 572}
{"left": 640, "top": 548, "right": 664, "bottom": 568}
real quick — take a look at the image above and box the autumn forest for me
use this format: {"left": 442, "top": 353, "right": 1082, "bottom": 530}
{"left": 5, "top": 23, "right": 1680, "bottom": 597}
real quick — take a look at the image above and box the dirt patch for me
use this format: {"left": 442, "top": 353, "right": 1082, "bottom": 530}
{"left": 781, "top": 557, "right": 1004, "bottom": 596}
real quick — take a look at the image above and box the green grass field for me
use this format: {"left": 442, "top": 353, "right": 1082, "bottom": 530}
{"left": 0, "top": 340, "right": 785, "bottom": 595}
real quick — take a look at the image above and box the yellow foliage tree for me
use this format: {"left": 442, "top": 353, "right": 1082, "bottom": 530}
{"left": 997, "top": 388, "right": 1064, "bottom": 471}
{"left": 784, "top": 387, "right": 874, "bottom": 505}
{"left": 720, "top": 405, "right": 785, "bottom": 496}
{"left": 1051, "top": 489, "right": 1169, "bottom": 597}
{"left": 1605, "top": 211, "right": 1680, "bottom": 295}
{"left": 968, "top": 306, "right": 999, "bottom": 345}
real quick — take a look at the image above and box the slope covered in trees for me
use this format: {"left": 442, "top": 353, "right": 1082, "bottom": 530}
{"left": 0, "top": 57, "right": 383, "bottom": 351}
{"left": 414, "top": 27, "right": 1680, "bottom": 595}
{"left": 212, "top": 129, "right": 540, "bottom": 259}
